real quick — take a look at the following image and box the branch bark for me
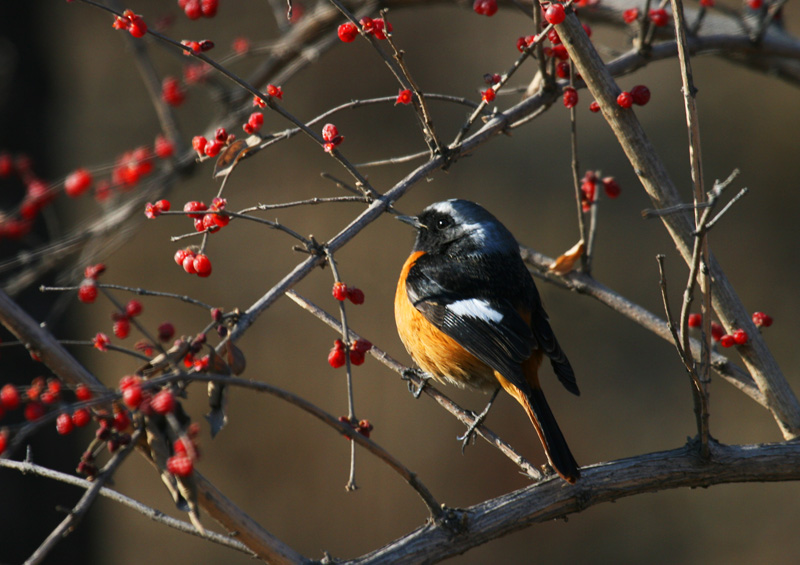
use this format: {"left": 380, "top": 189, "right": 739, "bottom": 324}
{"left": 346, "top": 440, "right": 800, "bottom": 564}
{"left": 554, "top": 10, "right": 800, "bottom": 439}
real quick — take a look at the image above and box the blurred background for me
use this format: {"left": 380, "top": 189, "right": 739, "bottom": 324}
{"left": 2, "top": 1, "right": 799, "bottom": 563}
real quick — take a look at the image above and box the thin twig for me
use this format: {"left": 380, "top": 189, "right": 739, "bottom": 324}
{"left": 0, "top": 457, "right": 254, "bottom": 555}
{"left": 24, "top": 428, "right": 142, "bottom": 564}
{"left": 324, "top": 248, "right": 360, "bottom": 491}
{"left": 284, "top": 290, "right": 543, "bottom": 480}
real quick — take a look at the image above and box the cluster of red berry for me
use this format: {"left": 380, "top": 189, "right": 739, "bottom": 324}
{"left": 77, "top": 263, "right": 106, "bottom": 304}
{"left": 0, "top": 140, "right": 166, "bottom": 240}
{"left": 181, "top": 39, "right": 215, "bottom": 55}
{"left": 338, "top": 416, "right": 374, "bottom": 440}
{"left": 178, "top": 0, "right": 218, "bottom": 20}
{"left": 580, "top": 171, "right": 621, "bottom": 212}
{"left": 322, "top": 123, "right": 344, "bottom": 153}
{"left": 337, "top": 16, "right": 392, "bottom": 43}
{"left": 622, "top": 7, "right": 671, "bottom": 27}
{"left": 192, "top": 127, "right": 235, "bottom": 159}
{"left": 112, "top": 9, "right": 147, "bottom": 38}
{"left": 688, "top": 312, "right": 774, "bottom": 348}
{"left": 253, "top": 84, "right": 284, "bottom": 108}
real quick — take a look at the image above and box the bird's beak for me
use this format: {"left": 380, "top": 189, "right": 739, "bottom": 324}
{"left": 395, "top": 214, "right": 426, "bottom": 230}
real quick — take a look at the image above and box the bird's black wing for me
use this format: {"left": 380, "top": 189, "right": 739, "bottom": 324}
{"left": 406, "top": 255, "right": 534, "bottom": 393}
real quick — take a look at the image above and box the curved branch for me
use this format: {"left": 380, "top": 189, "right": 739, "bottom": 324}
{"left": 347, "top": 440, "right": 800, "bottom": 564}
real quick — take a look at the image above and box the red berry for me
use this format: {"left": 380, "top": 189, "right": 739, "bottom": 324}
{"left": 563, "top": 87, "right": 578, "bottom": 109}
{"left": 0, "top": 152, "right": 13, "bottom": 177}
{"left": 183, "top": 201, "right": 207, "bottom": 219}
{"left": 167, "top": 454, "right": 194, "bottom": 477}
{"left": 24, "top": 402, "right": 45, "bottom": 422}
{"left": 151, "top": 389, "right": 176, "bottom": 414}
{"left": 328, "top": 340, "right": 346, "bottom": 368}
{"left": 589, "top": 101, "right": 600, "bottom": 113}
{"left": 1, "top": 384, "right": 20, "bottom": 410}
{"left": 338, "top": 22, "right": 358, "bottom": 42}
{"left": 75, "top": 384, "right": 93, "bottom": 401}
{"left": 630, "top": 84, "right": 651, "bottom": 106}
{"left": 232, "top": 36, "right": 250, "bottom": 54}
{"left": 719, "top": 334, "right": 735, "bottom": 348}
{"left": 93, "top": 332, "right": 110, "bottom": 351}
{"left": 174, "top": 249, "right": 192, "bottom": 266}
{"left": 322, "top": 123, "right": 339, "bottom": 142}
{"left": 119, "top": 375, "right": 139, "bottom": 390}
{"left": 182, "top": 255, "right": 197, "bottom": 275}
{"left": 648, "top": 9, "right": 669, "bottom": 27}
{"left": 193, "top": 254, "right": 212, "bottom": 277}
{"left": 154, "top": 134, "right": 174, "bottom": 159}
{"left": 710, "top": 321, "right": 724, "bottom": 341}
{"left": 687, "top": 313, "right": 702, "bottom": 328}
{"left": 481, "top": 88, "right": 496, "bottom": 103}
{"left": 747, "top": 0, "right": 763, "bottom": 8}
{"left": 473, "top": 0, "right": 498, "bottom": 17}
{"left": 347, "top": 287, "right": 365, "bottom": 305}
{"left": 623, "top": 8, "right": 640, "bottom": 23}
{"left": 733, "top": 329, "right": 749, "bottom": 345}
{"left": 158, "top": 322, "right": 175, "bottom": 342}
{"left": 72, "top": 408, "right": 91, "bottom": 427}
{"left": 192, "top": 136, "right": 208, "bottom": 155}
{"left": 555, "top": 61, "right": 570, "bottom": 79}
{"left": 545, "top": 3, "right": 566, "bottom": 25}
{"left": 395, "top": 89, "right": 412, "bottom": 105}
{"left": 56, "top": 413, "right": 75, "bottom": 435}
{"left": 127, "top": 13, "right": 147, "bottom": 37}
{"left": 332, "top": 282, "right": 348, "bottom": 301}
{"left": 126, "top": 300, "right": 143, "bottom": 317}
{"left": 78, "top": 280, "right": 98, "bottom": 304}
{"left": 204, "top": 140, "right": 223, "bottom": 157}
{"left": 113, "top": 318, "right": 131, "bottom": 339}
{"left": 161, "top": 77, "right": 186, "bottom": 107}
{"left": 266, "top": 84, "right": 283, "bottom": 99}
{"left": 113, "top": 409, "right": 131, "bottom": 431}
{"left": 122, "top": 382, "right": 143, "bottom": 409}
{"left": 349, "top": 349, "right": 365, "bottom": 366}
{"left": 215, "top": 128, "right": 228, "bottom": 143}
{"left": 357, "top": 419, "right": 373, "bottom": 438}
{"left": 64, "top": 168, "right": 93, "bottom": 198}
{"left": 548, "top": 28, "right": 562, "bottom": 45}
{"left": 602, "top": 177, "right": 621, "bottom": 198}
{"left": 352, "top": 339, "right": 372, "bottom": 353}
{"left": 617, "top": 91, "right": 633, "bottom": 108}
{"left": 201, "top": 0, "right": 218, "bottom": 18}
{"left": 0, "top": 432, "right": 7, "bottom": 456}
{"left": 752, "top": 311, "right": 773, "bottom": 328}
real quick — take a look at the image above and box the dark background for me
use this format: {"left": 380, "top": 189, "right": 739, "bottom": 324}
{"left": 2, "top": 1, "right": 799, "bottom": 563}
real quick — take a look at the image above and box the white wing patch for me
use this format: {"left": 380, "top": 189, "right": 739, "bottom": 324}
{"left": 448, "top": 298, "right": 504, "bottom": 323}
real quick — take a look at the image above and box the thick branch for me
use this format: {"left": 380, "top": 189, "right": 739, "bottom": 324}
{"left": 346, "top": 440, "right": 800, "bottom": 564}
{"left": 554, "top": 10, "right": 800, "bottom": 438}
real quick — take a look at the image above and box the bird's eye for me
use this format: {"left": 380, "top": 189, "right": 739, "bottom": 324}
{"left": 435, "top": 217, "right": 451, "bottom": 230}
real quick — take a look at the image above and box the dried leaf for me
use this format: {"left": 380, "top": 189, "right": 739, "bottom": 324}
{"left": 225, "top": 341, "right": 246, "bottom": 376}
{"left": 548, "top": 240, "right": 585, "bottom": 275}
{"left": 137, "top": 339, "right": 190, "bottom": 378}
{"left": 213, "top": 138, "right": 258, "bottom": 178}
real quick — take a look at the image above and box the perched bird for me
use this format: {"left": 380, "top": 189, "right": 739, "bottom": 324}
{"left": 394, "top": 199, "right": 580, "bottom": 483}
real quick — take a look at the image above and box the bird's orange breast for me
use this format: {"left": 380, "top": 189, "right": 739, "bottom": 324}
{"left": 394, "top": 251, "right": 497, "bottom": 390}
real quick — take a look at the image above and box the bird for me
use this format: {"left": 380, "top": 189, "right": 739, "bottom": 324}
{"left": 394, "top": 199, "right": 580, "bottom": 483}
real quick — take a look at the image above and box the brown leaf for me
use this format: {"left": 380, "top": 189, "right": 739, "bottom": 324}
{"left": 225, "top": 341, "right": 246, "bottom": 376}
{"left": 213, "top": 138, "right": 257, "bottom": 178}
{"left": 548, "top": 240, "right": 585, "bottom": 275}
